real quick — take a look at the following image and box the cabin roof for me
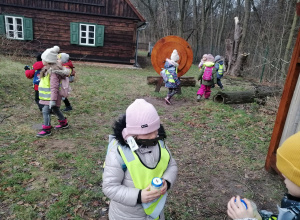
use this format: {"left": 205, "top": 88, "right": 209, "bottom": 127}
{"left": 0, "top": 0, "right": 146, "bottom": 22}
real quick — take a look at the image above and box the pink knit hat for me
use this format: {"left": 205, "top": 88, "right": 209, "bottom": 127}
{"left": 122, "top": 99, "right": 160, "bottom": 140}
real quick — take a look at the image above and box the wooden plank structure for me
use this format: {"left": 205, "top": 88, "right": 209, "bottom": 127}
{"left": 265, "top": 3, "right": 300, "bottom": 173}
{"left": 150, "top": 35, "right": 193, "bottom": 92}
{"left": 0, "top": 0, "right": 145, "bottom": 64}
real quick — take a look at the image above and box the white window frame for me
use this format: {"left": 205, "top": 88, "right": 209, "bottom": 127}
{"left": 79, "top": 24, "right": 95, "bottom": 46}
{"left": 5, "top": 15, "right": 24, "bottom": 40}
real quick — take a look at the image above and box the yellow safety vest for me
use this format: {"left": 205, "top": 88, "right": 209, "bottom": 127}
{"left": 38, "top": 74, "right": 51, "bottom": 101}
{"left": 118, "top": 140, "right": 170, "bottom": 219}
{"left": 218, "top": 64, "right": 224, "bottom": 75}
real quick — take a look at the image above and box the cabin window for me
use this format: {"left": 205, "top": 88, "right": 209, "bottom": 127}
{"left": 80, "top": 24, "right": 95, "bottom": 46}
{"left": 0, "top": 14, "right": 33, "bottom": 41}
{"left": 5, "top": 16, "right": 23, "bottom": 39}
{"left": 70, "top": 22, "right": 104, "bottom": 47}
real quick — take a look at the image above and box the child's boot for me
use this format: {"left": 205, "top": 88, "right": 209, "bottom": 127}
{"left": 36, "top": 125, "right": 52, "bottom": 138}
{"left": 197, "top": 95, "right": 201, "bottom": 102}
{"left": 55, "top": 118, "right": 69, "bottom": 129}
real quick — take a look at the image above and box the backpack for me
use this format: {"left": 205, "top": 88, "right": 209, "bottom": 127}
{"left": 202, "top": 66, "right": 214, "bottom": 81}
{"left": 160, "top": 69, "right": 169, "bottom": 83}
{"left": 33, "top": 69, "right": 41, "bottom": 85}
{"left": 59, "top": 77, "right": 71, "bottom": 98}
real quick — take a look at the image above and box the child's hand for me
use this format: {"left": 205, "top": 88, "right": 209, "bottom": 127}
{"left": 141, "top": 185, "right": 161, "bottom": 203}
{"left": 160, "top": 179, "right": 167, "bottom": 195}
{"left": 227, "top": 196, "right": 254, "bottom": 219}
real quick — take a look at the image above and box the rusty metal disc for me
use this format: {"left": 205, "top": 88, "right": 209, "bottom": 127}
{"left": 151, "top": 35, "right": 193, "bottom": 77}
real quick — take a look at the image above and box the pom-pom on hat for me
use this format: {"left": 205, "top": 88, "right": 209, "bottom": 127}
{"left": 276, "top": 132, "right": 300, "bottom": 186}
{"left": 41, "top": 46, "right": 60, "bottom": 64}
{"left": 57, "top": 53, "right": 70, "bottom": 64}
{"left": 170, "top": 49, "right": 179, "bottom": 62}
{"left": 122, "top": 99, "right": 160, "bottom": 140}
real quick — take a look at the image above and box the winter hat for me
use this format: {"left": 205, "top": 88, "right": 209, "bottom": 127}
{"left": 215, "top": 55, "right": 221, "bottom": 62}
{"left": 122, "top": 99, "right": 160, "bottom": 140}
{"left": 57, "top": 53, "right": 69, "bottom": 64}
{"left": 206, "top": 54, "right": 215, "bottom": 62}
{"left": 170, "top": 49, "right": 179, "bottom": 62}
{"left": 41, "top": 45, "right": 60, "bottom": 64}
{"left": 276, "top": 132, "right": 300, "bottom": 186}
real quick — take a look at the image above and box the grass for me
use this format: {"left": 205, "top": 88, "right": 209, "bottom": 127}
{"left": 0, "top": 54, "right": 285, "bottom": 219}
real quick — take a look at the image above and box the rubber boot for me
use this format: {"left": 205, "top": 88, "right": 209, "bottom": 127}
{"left": 55, "top": 118, "right": 69, "bottom": 130}
{"left": 197, "top": 95, "right": 201, "bottom": 102}
{"left": 36, "top": 125, "right": 52, "bottom": 138}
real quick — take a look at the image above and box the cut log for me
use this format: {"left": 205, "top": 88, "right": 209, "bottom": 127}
{"left": 147, "top": 76, "right": 196, "bottom": 87}
{"left": 213, "top": 88, "right": 282, "bottom": 104}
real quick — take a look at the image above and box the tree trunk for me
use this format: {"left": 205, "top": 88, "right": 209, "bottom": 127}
{"left": 281, "top": 11, "right": 298, "bottom": 78}
{"left": 231, "top": 53, "right": 249, "bottom": 77}
{"left": 213, "top": 87, "right": 282, "bottom": 104}
{"left": 239, "top": 0, "right": 250, "bottom": 53}
{"left": 216, "top": 0, "right": 227, "bottom": 54}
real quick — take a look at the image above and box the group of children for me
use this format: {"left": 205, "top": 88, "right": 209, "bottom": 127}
{"left": 24, "top": 46, "right": 300, "bottom": 220}
{"left": 25, "top": 45, "right": 75, "bottom": 137}
{"left": 161, "top": 51, "right": 225, "bottom": 104}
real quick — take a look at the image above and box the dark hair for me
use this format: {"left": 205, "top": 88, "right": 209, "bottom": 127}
{"left": 36, "top": 53, "right": 42, "bottom": 62}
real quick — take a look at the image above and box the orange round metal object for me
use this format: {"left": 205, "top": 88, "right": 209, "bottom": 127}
{"left": 151, "top": 35, "right": 193, "bottom": 77}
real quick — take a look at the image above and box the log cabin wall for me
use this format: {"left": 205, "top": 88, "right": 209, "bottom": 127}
{"left": 0, "top": 0, "right": 145, "bottom": 64}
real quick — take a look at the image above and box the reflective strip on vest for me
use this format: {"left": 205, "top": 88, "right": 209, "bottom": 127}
{"left": 218, "top": 64, "right": 224, "bottom": 75}
{"left": 118, "top": 140, "right": 170, "bottom": 219}
{"left": 39, "top": 74, "right": 51, "bottom": 101}
{"left": 166, "top": 70, "right": 175, "bottom": 83}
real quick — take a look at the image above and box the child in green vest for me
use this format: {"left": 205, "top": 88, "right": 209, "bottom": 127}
{"left": 214, "top": 55, "right": 225, "bottom": 90}
{"left": 102, "top": 99, "right": 178, "bottom": 220}
{"left": 36, "top": 46, "right": 70, "bottom": 137}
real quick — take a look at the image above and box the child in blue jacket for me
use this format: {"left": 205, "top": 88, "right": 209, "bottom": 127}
{"left": 214, "top": 55, "right": 225, "bottom": 90}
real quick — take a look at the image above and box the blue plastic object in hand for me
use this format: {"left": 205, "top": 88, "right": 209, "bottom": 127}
{"left": 235, "top": 199, "right": 248, "bottom": 209}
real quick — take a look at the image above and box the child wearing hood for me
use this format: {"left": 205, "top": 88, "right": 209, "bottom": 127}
{"left": 214, "top": 55, "right": 225, "bottom": 90}
{"left": 57, "top": 52, "right": 75, "bottom": 112}
{"left": 24, "top": 53, "right": 44, "bottom": 111}
{"left": 36, "top": 46, "right": 70, "bottom": 137}
{"left": 164, "top": 49, "right": 180, "bottom": 105}
{"left": 102, "top": 99, "right": 178, "bottom": 220}
{"left": 227, "top": 131, "right": 300, "bottom": 220}
{"left": 196, "top": 54, "right": 217, "bottom": 101}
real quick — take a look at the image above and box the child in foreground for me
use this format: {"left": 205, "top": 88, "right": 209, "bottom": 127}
{"left": 227, "top": 131, "right": 300, "bottom": 220}
{"left": 102, "top": 99, "right": 178, "bottom": 220}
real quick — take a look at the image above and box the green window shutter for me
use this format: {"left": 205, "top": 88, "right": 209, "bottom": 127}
{"left": 70, "top": 22, "right": 79, "bottom": 44}
{"left": 23, "top": 17, "right": 33, "bottom": 40}
{"left": 95, "top": 25, "right": 104, "bottom": 47}
{"left": 0, "top": 15, "right": 5, "bottom": 35}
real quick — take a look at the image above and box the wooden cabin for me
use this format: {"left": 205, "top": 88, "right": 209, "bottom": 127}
{"left": 0, "top": 0, "right": 146, "bottom": 64}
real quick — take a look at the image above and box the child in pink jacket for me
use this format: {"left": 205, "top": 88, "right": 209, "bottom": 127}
{"left": 36, "top": 46, "right": 70, "bottom": 137}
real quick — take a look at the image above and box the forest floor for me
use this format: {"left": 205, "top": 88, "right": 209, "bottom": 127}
{"left": 0, "top": 54, "right": 285, "bottom": 220}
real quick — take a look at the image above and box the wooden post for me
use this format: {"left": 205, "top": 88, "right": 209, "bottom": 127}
{"left": 155, "top": 77, "right": 164, "bottom": 92}
{"left": 265, "top": 27, "right": 300, "bottom": 173}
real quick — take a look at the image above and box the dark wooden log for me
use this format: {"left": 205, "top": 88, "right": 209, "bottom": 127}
{"left": 213, "top": 87, "right": 282, "bottom": 104}
{"left": 147, "top": 76, "right": 196, "bottom": 87}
